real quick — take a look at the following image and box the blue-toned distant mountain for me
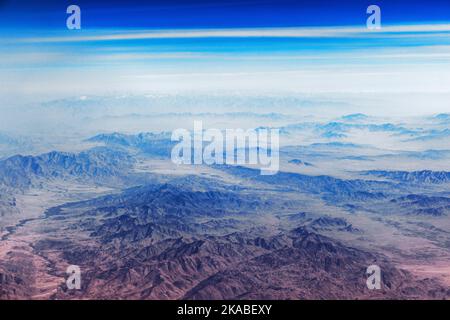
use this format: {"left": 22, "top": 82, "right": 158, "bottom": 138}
{"left": 219, "top": 165, "right": 391, "bottom": 202}
{"left": 391, "top": 194, "right": 450, "bottom": 216}
{"left": 406, "top": 129, "right": 450, "bottom": 142}
{"left": 341, "top": 113, "right": 370, "bottom": 122}
{"left": 0, "top": 147, "right": 135, "bottom": 190}
{"left": 288, "top": 159, "right": 314, "bottom": 167}
{"left": 365, "top": 170, "right": 450, "bottom": 184}
{"left": 433, "top": 113, "right": 450, "bottom": 122}
{"left": 87, "top": 132, "right": 174, "bottom": 158}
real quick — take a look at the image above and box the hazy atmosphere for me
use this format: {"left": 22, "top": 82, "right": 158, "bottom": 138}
{"left": 1, "top": 0, "right": 450, "bottom": 301}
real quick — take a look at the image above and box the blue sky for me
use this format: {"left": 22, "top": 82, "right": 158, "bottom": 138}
{"left": 1, "top": 0, "right": 450, "bottom": 29}
{"left": 2, "top": 0, "right": 449, "bottom": 68}
{"left": 0, "top": 0, "right": 450, "bottom": 111}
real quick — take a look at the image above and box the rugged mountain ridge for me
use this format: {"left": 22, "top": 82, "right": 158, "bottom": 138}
{"left": 27, "top": 179, "right": 449, "bottom": 300}
{"left": 0, "top": 147, "right": 135, "bottom": 190}
{"left": 365, "top": 170, "right": 450, "bottom": 184}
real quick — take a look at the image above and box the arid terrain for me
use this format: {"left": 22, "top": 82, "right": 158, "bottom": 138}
{"left": 1, "top": 111, "right": 450, "bottom": 299}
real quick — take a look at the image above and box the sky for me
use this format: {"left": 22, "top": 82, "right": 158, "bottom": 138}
{"left": 1, "top": 0, "right": 450, "bottom": 29}
{"left": 0, "top": 0, "right": 450, "bottom": 115}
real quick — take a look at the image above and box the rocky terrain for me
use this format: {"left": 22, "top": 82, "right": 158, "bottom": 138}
{"left": 1, "top": 112, "right": 450, "bottom": 300}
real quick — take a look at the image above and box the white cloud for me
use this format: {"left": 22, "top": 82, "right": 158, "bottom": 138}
{"left": 15, "top": 24, "right": 450, "bottom": 43}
